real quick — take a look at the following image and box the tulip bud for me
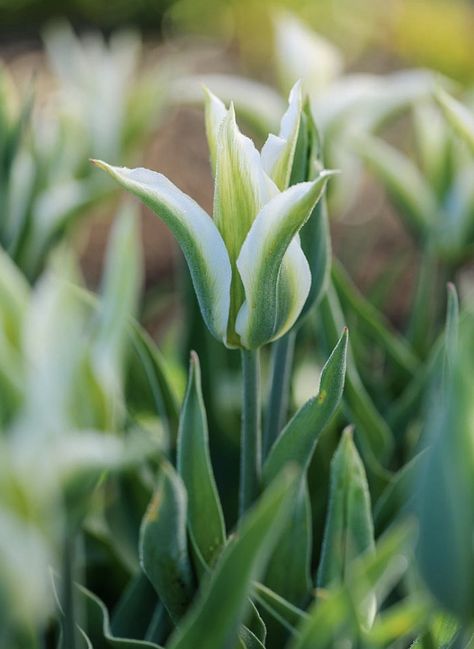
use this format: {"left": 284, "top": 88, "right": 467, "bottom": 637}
{"left": 92, "top": 83, "right": 335, "bottom": 349}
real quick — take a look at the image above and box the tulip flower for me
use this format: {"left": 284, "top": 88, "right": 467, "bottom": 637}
{"left": 92, "top": 82, "right": 335, "bottom": 350}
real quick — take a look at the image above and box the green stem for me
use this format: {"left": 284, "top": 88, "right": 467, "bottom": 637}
{"left": 239, "top": 348, "right": 262, "bottom": 517}
{"left": 263, "top": 331, "right": 296, "bottom": 459}
{"left": 60, "top": 533, "right": 76, "bottom": 649}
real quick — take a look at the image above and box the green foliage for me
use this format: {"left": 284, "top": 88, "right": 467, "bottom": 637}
{"left": 1, "top": 11, "right": 474, "bottom": 649}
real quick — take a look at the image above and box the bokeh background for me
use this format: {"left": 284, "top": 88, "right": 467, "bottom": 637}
{"left": 2, "top": 0, "right": 473, "bottom": 336}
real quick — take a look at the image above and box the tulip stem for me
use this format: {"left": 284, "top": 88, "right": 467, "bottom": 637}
{"left": 239, "top": 348, "right": 261, "bottom": 517}
{"left": 60, "top": 532, "right": 77, "bottom": 649}
{"left": 263, "top": 331, "right": 296, "bottom": 460}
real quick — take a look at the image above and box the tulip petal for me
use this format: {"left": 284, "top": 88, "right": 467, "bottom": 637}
{"left": 91, "top": 161, "right": 231, "bottom": 342}
{"left": 213, "top": 106, "right": 277, "bottom": 344}
{"left": 260, "top": 80, "right": 303, "bottom": 190}
{"left": 271, "top": 237, "right": 311, "bottom": 341}
{"left": 236, "top": 171, "right": 335, "bottom": 348}
{"left": 204, "top": 88, "right": 227, "bottom": 175}
{"left": 214, "top": 104, "right": 277, "bottom": 249}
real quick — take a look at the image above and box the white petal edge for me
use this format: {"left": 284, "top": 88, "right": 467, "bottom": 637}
{"left": 260, "top": 80, "right": 303, "bottom": 190}
{"left": 271, "top": 236, "right": 312, "bottom": 341}
{"left": 91, "top": 161, "right": 232, "bottom": 342}
{"left": 214, "top": 104, "right": 278, "bottom": 227}
{"left": 235, "top": 172, "right": 335, "bottom": 348}
{"left": 204, "top": 87, "right": 228, "bottom": 175}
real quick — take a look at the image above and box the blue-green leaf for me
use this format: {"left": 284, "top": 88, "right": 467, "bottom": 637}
{"left": 139, "top": 462, "right": 194, "bottom": 624}
{"left": 166, "top": 469, "right": 298, "bottom": 649}
{"left": 316, "top": 428, "right": 375, "bottom": 629}
{"left": 263, "top": 328, "right": 348, "bottom": 482}
{"left": 177, "top": 351, "right": 226, "bottom": 568}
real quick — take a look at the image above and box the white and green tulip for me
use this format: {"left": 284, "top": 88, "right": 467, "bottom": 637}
{"left": 92, "top": 82, "right": 335, "bottom": 349}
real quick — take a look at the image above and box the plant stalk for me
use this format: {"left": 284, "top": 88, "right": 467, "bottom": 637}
{"left": 239, "top": 348, "right": 262, "bottom": 517}
{"left": 263, "top": 331, "right": 296, "bottom": 459}
{"left": 60, "top": 532, "right": 76, "bottom": 649}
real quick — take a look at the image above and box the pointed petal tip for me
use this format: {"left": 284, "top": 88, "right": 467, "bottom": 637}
{"left": 289, "top": 78, "right": 303, "bottom": 97}
{"left": 89, "top": 158, "right": 104, "bottom": 169}
{"left": 189, "top": 350, "right": 200, "bottom": 368}
{"left": 321, "top": 168, "right": 341, "bottom": 179}
{"left": 202, "top": 83, "right": 218, "bottom": 102}
{"left": 90, "top": 158, "right": 117, "bottom": 175}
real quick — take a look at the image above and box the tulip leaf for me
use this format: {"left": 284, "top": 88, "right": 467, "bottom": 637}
{"left": 166, "top": 470, "right": 297, "bottom": 649}
{"left": 319, "top": 284, "right": 393, "bottom": 465}
{"left": 91, "top": 160, "right": 231, "bottom": 343}
{"left": 139, "top": 462, "right": 195, "bottom": 624}
{"left": 263, "top": 477, "right": 312, "bottom": 604}
{"left": 332, "top": 259, "right": 418, "bottom": 377}
{"left": 365, "top": 596, "right": 430, "bottom": 646}
{"left": 288, "top": 524, "right": 414, "bottom": 649}
{"left": 261, "top": 330, "right": 347, "bottom": 604}
{"left": 77, "top": 583, "right": 164, "bottom": 648}
{"left": 236, "top": 172, "right": 335, "bottom": 349}
{"left": 316, "top": 428, "right": 375, "bottom": 631}
{"left": 238, "top": 626, "right": 265, "bottom": 649}
{"left": 177, "top": 351, "right": 226, "bottom": 568}
{"left": 111, "top": 573, "right": 158, "bottom": 640}
{"left": 126, "top": 323, "right": 179, "bottom": 440}
{"left": 415, "top": 316, "right": 474, "bottom": 620}
{"left": 263, "top": 328, "right": 348, "bottom": 482}
{"left": 373, "top": 452, "right": 424, "bottom": 535}
{"left": 444, "top": 282, "right": 459, "bottom": 375}
{"left": 254, "top": 582, "right": 307, "bottom": 633}
{"left": 246, "top": 601, "right": 266, "bottom": 645}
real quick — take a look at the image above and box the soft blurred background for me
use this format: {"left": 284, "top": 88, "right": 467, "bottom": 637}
{"left": 2, "top": 0, "right": 473, "bottom": 340}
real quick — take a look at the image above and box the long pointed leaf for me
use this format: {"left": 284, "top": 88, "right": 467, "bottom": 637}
{"left": 263, "top": 328, "right": 348, "bottom": 482}
{"left": 166, "top": 470, "right": 297, "bottom": 649}
{"left": 139, "top": 463, "right": 194, "bottom": 624}
{"left": 177, "top": 351, "right": 226, "bottom": 567}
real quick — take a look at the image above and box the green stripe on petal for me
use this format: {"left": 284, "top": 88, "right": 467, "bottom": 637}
{"left": 271, "top": 237, "right": 311, "bottom": 341}
{"left": 235, "top": 172, "right": 335, "bottom": 349}
{"left": 260, "top": 80, "right": 303, "bottom": 190}
{"left": 213, "top": 105, "right": 277, "bottom": 345}
{"left": 204, "top": 87, "right": 228, "bottom": 176}
{"left": 91, "top": 161, "right": 231, "bottom": 342}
